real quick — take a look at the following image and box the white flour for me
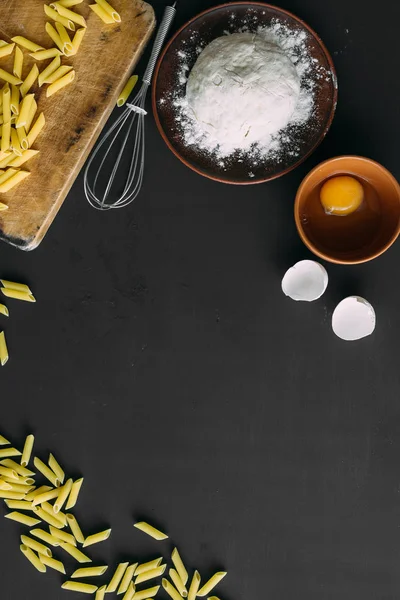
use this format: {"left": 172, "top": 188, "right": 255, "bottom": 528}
{"left": 161, "top": 17, "right": 333, "bottom": 169}
{"left": 186, "top": 33, "right": 300, "bottom": 155}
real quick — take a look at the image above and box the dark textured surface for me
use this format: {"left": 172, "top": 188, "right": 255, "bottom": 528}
{"left": 1, "top": 1, "right": 400, "bottom": 599}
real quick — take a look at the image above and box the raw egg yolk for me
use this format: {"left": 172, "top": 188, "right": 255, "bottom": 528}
{"left": 320, "top": 176, "right": 364, "bottom": 216}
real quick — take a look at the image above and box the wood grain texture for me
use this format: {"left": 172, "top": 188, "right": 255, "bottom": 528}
{"left": 0, "top": 0, "right": 155, "bottom": 250}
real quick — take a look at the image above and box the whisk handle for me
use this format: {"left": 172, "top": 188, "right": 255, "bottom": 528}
{"left": 143, "top": 3, "right": 177, "bottom": 85}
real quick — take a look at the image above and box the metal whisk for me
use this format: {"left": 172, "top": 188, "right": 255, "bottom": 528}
{"left": 84, "top": 2, "right": 177, "bottom": 210}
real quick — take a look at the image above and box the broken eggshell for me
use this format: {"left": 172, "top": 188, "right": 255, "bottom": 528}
{"left": 281, "top": 260, "right": 328, "bottom": 302}
{"left": 332, "top": 296, "right": 376, "bottom": 341}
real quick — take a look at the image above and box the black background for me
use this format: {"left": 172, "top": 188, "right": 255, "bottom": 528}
{"left": 2, "top": 1, "right": 400, "bottom": 599}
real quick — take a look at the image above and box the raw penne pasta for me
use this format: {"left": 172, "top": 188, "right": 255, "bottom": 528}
{"left": 171, "top": 549, "right": 188, "bottom": 586}
{"left": 0, "top": 153, "right": 14, "bottom": 169}
{"left": 0, "top": 466, "right": 18, "bottom": 479}
{"left": 206, "top": 597, "right": 220, "bottom": 600}
{"left": 5, "top": 512, "right": 41, "bottom": 526}
{"left": 71, "top": 28, "right": 86, "bottom": 54}
{"left": 82, "top": 528, "right": 111, "bottom": 547}
{"left": 95, "top": 0, "right": 121, "bottom": 22}
{"left": 31, "top": 528, "right": 61, "bottom": 547}
{"left": 11, "top": 85, "right": 20, "bottom": 115}
{"left": 21, "top": 535, "right": 52, "bottom": 557}
{"left": 32, "top": 486, "right": 59, "bottom": 506}
{"left": 106, "top": 562, "right": 129, "bottom": 592}
{"left": 0, "top": 447, "right": 21, "bottom": 459}
{"left": 89, "top": 4, "right": 115, "bottom": 24}
{"left": 20, "top": 544, "right": 46, "bottom": 573}
{"left": 13, "top": 47, "right": 24, "bottom": 80}
{"left": 41, "top": 554, "right": 66, "bottom": 573}
{"left": 2, "top": 85, "right": 11, "bottom": 123}
{"left": 16, "top": 94, "right": 34, "bottom": 129}
{"left": 27, "top": 112, "right": 45, "bottom": 147}
{"left": 95, "top": 586, "right": 107, "bottom": 600}
{"left": 122, "top": 582, "right": 135, "bottom": 600}
{"left": 0, "top": 459, "right": 34, "bottom": 477}
{"left": 135, "top": 565, "right": 166, "bottom": 585}
{"left": 62, "top": 581, "right": 98, "bottom": 594}
{"left": 162, "top": 579, "right": 183, "bottom": 600}
{"left": 44, "top": 5, "right": 76, "bottom": 31}
{"left": 16, "top": 127, "right": 29, "bottom": 151}
{"left": 131, "top": 586, "right": 160, "bottom": 600}
{"left": 0, "top": 490, "right": 26, "bottom": 499}
{"left": 134, "top": 521, "right": 168, "bottom": 541}
{"left": 43, "top": 65, "right": 72, "bottom": 85}
{"left": 0, "top": 169, "right": 17, "bottom": 186}
{"left": 20, "top": 434, "right": 35, "bottom": 467}
{"left": 169, "top": 569, "right": 188, "bottom": 597}
{"left": 11, "top": 128, "right": 23, "bottom": 156}
{"left": 46, "top": 69, "right": 75, "bottom": 96}
{"left": 52, "top": 0, "right": 84, "bottom": 6}
{"left": 135, "top": 558, "right": 163, "bottom": 576}
{"left": 35, "top": 507, "right": 64, "bottom": 528}
{"left": 50, "top": 525, "right": 77, "bottom": 546}
{"left": 42, "top": 501, "right": 67, "bottom": 525}
{"left": 0, "top": 480, "right": 12, "bottom": 490}
{"left": 1, "top": 122, "right": 11, "bottom": 154}
{"left": 197, "top": 575, "right": 226, "bottom": 599}
{"left": 25, "top": 97, "right": 37, "bottom": 133}
{"left": 6, "top": 475, "right": 35, "bottom": 485}
{"left": 66, "top": 513, "right": 85, "bottom": 543}
{"left": 0, "top": 331, "right": 8, "bottom": 366}
{"left": 117, "top": 75, "right": 138, "bottom": 107}
{"left": 0, "top": 434, "right": 10, "bottom": 445}
{"left": 60, "top": 542, "right": 92, "bottom": 563}
{"left": 187, "top": 571, "right": 201, "bottom": 600}
{"left": 34, "top": 457, "right": 60, "bottom": 486}
{"left": 11, "top": 37, "right": 44, "bottom": 52}
{"left": 117, "top": 563, "right": 138, "bottom": 594}
{"left": 55, "top": 22, "right": 74, "bottom": 54}
{"left": 45, "top": 23, "right": 65, "bottom": 53}
{"left": 5, "top": 500, "right": 35, "bottom": 510}
{"left": 30, "top": 48, "right": 61, "bottom": 61}
{"left": 8, "top": 482, "right": 34, "bottom": 494}
{"left": 0, "top": 69, "right": 22, "bottom": 86}
{"left": 10, "top": 148, "right": 36, "bottom": 168}
{"left": 20, "top": 65, "right": 39, "bottom": 97}
{"left": 1, "top": 287, "right": 35, "bottom": 302}
{"left": 0, "top": 43, "right": 14, "bottom": 59}
{"left": 65, "top": 477, "right": 83, "bottom": 509}
{"left": 72, "top": 566, "right": 108, "bottom": 578}
{"left": 48, "top": 453, "right": 65, "bottom": 484}
{"left": 54, "top": 478, "right": 72, "bottom": 512}
{"left": 0, "top": 202, "right": 8, "bottom": 211}
{"left": 55, "top": 3, "right": 87, "bottom": 28}
{"left": 38, "top": 55, "right": 61, "bottom": 87}
{"left": 25, "top": 485, "right": 52, "bottom": 501}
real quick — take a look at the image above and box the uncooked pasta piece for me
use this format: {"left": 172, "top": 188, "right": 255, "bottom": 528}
{"left": 162, "top": 579, "right": 183, "bottom": 600}
{"left": 62, "top": 581, "right": 98, "bottom": 594}
{"left": 20, "top": 535, "right": 52, "bottom": 557}
{"left": 20, "top": 544, "right": 46, "bottom": 572}
{"left": 44, "top": 4, "right": 76, "bottom": 31}
{"left": 82, "top": 528, "right": 111, "bottom": 547}
{"left": 95, "top": 585, "right": 107, "bottom": 600}
{"left": 117, "top": 563, "right": 138, "bottom": 594}
{"left": 27, "top": 113, "right": 45, "bottom": 147}
{"left": 50, "top": 525, "right": 77, "bottom": 546}
{"left": 106, "top": 562, "right": 129, "bottom": 593}
{"left": 21, "top": 434, "right": 35, "bottom": 467}
{"left": 135, "top": 564, "right": 166, "bottom": 585}
{"left": 0, "top": 43, "right": 15, "bottom": 59}
{"left": 54, "top": 3, "right": 87, "bottom": 28}
{"left": 0, "top": 287, "right": 35, "bottom": 301}
{"left": 55, "top": 22, "right": 74, "bottom": 54}
{"left": 41, "top": 554, "right": 66, "bottom": 573}
{"left": 48, "top": 453, "right": 65, "bottom": 484}
{"left": 34, "top": 457, "right": 60, "bottom": 486}
{"left": 30, "top": 48, "right": 61, "bottom": 60}
{"left": 72, "top": 566, "right": 108, "bottom": 578}
{"left": 95, "top": 0, "right": 121, "bottom": 22}
{"left": 61, "top": 542, "right": 92, "bottom": 563}
{"left": 135, "top": 558, "right": 163, "bottom": 576}
{"left": 89, "top": 4, "right": 114, "bottom": 24}
{"left": 5, "top": 511, "right": 41, "bottom": 526}
{"left": 13, "top": 48, "right": 23, "bottom": 79}
{"left": 11, "top": 36, "right": 44, "bottom": 52}
{"left": 65, "top": 477, "right": 83, "bottom": 509}
{"left": 20, "top": 65, "right": 39, "bottom": 97}
{"left": 187, "top": 571, "right": 201, "bottom": 600}
{"left": 171, "top": 548, "right": 188, "bottom": 586}
{"left": 0, "top": 435, "right": 10, "bottom": 445}
{"left": 1, "top": 459, "right": 34, "bottom": 477}
{"left": 0, "top": 331, "right": 8, "bottom": 366}
{"left": 0, "top": 447, "right": 21, "bottom": 459}
{"left": 0, "top": 69, "right": 22, "bottom": 86}
{"left": 38, "top": 55, "right": 61, "bottom": 87}
{"left": 71, "top": 28, "right": 86, "bottom": 54}
{"left": 169, "top": 568, "right": 188, "bottom": 597}
{"left": 31, "top": 528, "right": 61, "bottom": 547}
{"left": 117, "top": 75, "right": 138, "bottom": 107}
{"left": 66, "top": 513, "right": 85, "bottom": 543}
{"left": 46, "top": 70, "right": 75, "bottom": 97}
{"left": 130, "top": 586, "right": 160, "bottom": 600}
{"left": 134, "top": 521, "right": 168, "bottom": 540}
{"left": 54, "top": 478, "right": 72, "bottom": 512}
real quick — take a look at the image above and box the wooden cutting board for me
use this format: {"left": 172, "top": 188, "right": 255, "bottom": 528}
{"left": 0, "top": 0, "right": 155, "bottom": 250}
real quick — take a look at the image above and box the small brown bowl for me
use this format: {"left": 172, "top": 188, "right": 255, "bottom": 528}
{"left": 152, "top": 2, "right": 338, "bottom": 185}
{"left": 295, "top": 156, "right": 400, "bottom": 264}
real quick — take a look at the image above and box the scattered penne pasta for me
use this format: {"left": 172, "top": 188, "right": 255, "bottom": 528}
{"left": 13, "top": 47, "right": 24, "bottom": 80}
{"left": 163, "top": 579, "right": 184, "bottom": 600}
{"left": 46, "top": 69, "right": 75, "bottom": 97}
{"left": 134, "top": 521, "right": 168, "bottom": 541}
{"left": 54, "top": 3, "right": 87, "bottom": 28}
{"left": 0, "top": 466, "right": 18, "bottom": 479}
{"left": 82, "top": 528, "right": 111, "bottom": 547}
{"left": 72, "top": 565, "right": 108, "bottom": 578}
{"left": 21, "top": 534, "right": 52, "bottom": 557}
{"left": 135, "top": 557, "right": 163, "bottom": 576}
{"left": 54, "top": 478, "right": 72, "bottom": 512}
{"left": 35, "top": 506, "right": 64, "bottom": 528}
{"left": 27, "top": 112, "right": 45, "bottom": 147}
{"left": 0, "top": 69, "right": 22, "bottom": 86}
{"left": 5, "top": 511, "right": 41, "bottom": 527}
{"left": 61, "top": 542, "right": 92, "bottom": 563}
{"left": 50, "top": 525, "right": 77, "bottom": 546}
{"left": 0, "top": 435, "right": 10, "bottom": 445}
{"left": 21, "top": 434, "right": 35, "bottom": 467}
{"left": 45, "top": 22, "right": 65, "bottom": 53}
{"left": 171, "top": 548, "right": 189, "bottom": 585}
{"left": 44, "top": 5, "right": 76, "bottom": 31}
{"left": 53, "top": 0, "right": 84, "bottom": 6}
{"left": 122, "top": 582, "right": 135, "bottom": 600}
{"left": 20, "top": 544, "right": 46, "bottom": 573}
{"left": 0, "top": 287, "right": 35, "bottom": 301}
{"left": 65, "top": 477, "right": 83, "bottom": 509}
{"left": 42, "top": 64, "right": 73, "bottom": 85}
{"left": 197, "top": 572, "right": 227, "bottom": 597}
{"left": 1, "top": 459, "right": 34, "bottom": 477}
{"left": 169, "top": 568, "right": 188, "bottom": 597}
{"left": 117, "top": 75, "right": 138, "bottom": 107}
{"left": 55, "top": 22, "right": 74, "bottom": 54}
{"left": 20, "top": 64, "right": 39, "bottom": 98}
{"left": 48, "top": 453, "right": 65, "bottom": 484}
{"left": 89, "top": 4, "right": 115, "bottom": 24}
{"left": 11, "top": 37, "right": 44, "bottom": 52}
{"left": 66, "top": 513, "right": 85, "bottom": 543}
{"left": 106, "top": 562, "right": 129, "bottom": 593}
{"left": 5, "top": 500, "right": 35, "bottom": 510}
{"left": 34, "top": 457, "right": 59, "bottom": 486}
{"left": 130, "top": 585, "right": 160, "bottom": 600}
{"left": 0, "top": 43, "right": 15, "bottom": 59}
{"left": 95, "top": 0, "right": 121, "bottom": 22}
{"left": 30, "top": 48, "right": 61, "bottom": 61}
{"left": 117, "top": 563, "right": 138, "bottom": 594}
{"left": 41, "top": 554, "right": 66, "bottom": 573}
{"left": 71, "top": 28, "right": 86, "bottom": 54}
{"left": 0, "top": 447, "right": 21, "bottom": 459}
{"left": 0, "top": 331, "right": 8, "bottom": 366}
{"left": 31, "top": 528, "right": 61, "bottom": 547}
{"left": 25, "top": 485, "right": 52, "bottom": 501}
{"left": 95, "top": 586, "right": 107, "bottom": 600}
{"left": 135, "top": 564, "right": 166, "bottom": 585}
{"left": 62, "top": 581, "right": 98, "bottom": 594}
{"left": 187, "top": 571, "right": 201, "bottom": 600}
{"left": 38, "top": 55, "right": 61, "bottom": 87}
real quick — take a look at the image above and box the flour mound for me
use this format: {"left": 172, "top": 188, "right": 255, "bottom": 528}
{"left": 186, "top": 33, "right": 301, "bottom": 154}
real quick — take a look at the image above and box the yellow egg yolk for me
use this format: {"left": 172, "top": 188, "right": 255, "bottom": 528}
{"left": 320, "top": 176, "right": 364, "bottom": 216}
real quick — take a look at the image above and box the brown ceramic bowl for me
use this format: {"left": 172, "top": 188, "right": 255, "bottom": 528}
{"left": 295, "top": 156, "right": 400, "bottom": 264}
{"left": 152, "top": 2, "right": 338, "bottom": 185}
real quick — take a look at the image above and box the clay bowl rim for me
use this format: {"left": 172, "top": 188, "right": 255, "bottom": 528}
{"left": 152, "top": 1, "right": 338, "bottom": 186}
{"left": 294, "top": 155, "right": 400, "bottom": 265}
